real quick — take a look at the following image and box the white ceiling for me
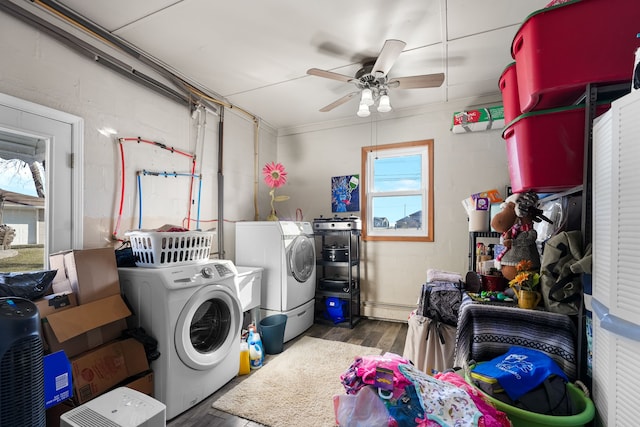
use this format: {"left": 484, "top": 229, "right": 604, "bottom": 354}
{"left": 51, "top": 0, "right": 551, "bottom": 130}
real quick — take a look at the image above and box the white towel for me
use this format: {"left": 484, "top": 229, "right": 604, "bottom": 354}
{"left": 426, "top": 268, "right": 462, "bottom": 284}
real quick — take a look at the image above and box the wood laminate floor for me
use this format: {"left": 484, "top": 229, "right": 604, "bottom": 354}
{"left": 167, "top": 318, "right": 408, "bottom": 427}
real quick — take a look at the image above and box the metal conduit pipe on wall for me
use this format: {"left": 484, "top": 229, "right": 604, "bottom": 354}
{"left": 1, "top": 0, "right": 267, "bottom": 258}
{"left": 217, "top": 107, "right": 225, "bottom": 259}
{"left": 0, "top": 1, "right": 196, "bottom": 110}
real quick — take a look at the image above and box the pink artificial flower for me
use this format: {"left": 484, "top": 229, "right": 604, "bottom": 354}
{"left": 262, "top": 162, "right": 288, "bottom": 188}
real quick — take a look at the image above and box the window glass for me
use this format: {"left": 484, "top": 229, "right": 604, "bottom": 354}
{"left": 0, "top": 93, "right": 82, "bottom": 271}
{"left": 362, "top": 140, "right": 433, "bottom": 242}
{"left": 371, "top": 195, "right": 423, "bottom": 230}
{"left": 372, "top": 155, "right": 421, "bottom": 192}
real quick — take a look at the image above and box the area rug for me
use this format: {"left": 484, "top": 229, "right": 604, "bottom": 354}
{"left": 211, "top": 336, "right": 382, "bottom": 427}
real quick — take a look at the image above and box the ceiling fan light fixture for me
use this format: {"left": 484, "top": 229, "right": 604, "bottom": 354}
{"left": 357, "top": 102, "right": 371, "bottom": 117}
{"left": 309, "top": 40, "right": 446, "bottom": 115}
{"left": 377, "top": 94, "right": 392, "bottom": 113}
{"left": 361, "top": 88, "right": 374, "bottom": 106}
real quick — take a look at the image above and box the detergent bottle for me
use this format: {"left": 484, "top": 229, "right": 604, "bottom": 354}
{"left": 238, "top": 340, "right": 250, "bottom": 375}
{"left": 248, "top": 325, "right": 264, "bottom": 369}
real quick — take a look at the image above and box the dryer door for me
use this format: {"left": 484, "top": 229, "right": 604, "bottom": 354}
{"left": 288, "top": 235, "right": 315, "bottom": 283}
{"left": 174, "top": 284, "right": 242, "bottom": 370}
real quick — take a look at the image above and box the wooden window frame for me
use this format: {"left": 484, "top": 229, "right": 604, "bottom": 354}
{"left": 361, "top": 139, "right": 434, "bottom": 242}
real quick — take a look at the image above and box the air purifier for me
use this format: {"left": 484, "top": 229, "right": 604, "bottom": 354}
{"left": 0, "top": 297, "right": 45, "bottom": 427}
{"left": 60, "top": 387, "right": 166, "bottom": 427}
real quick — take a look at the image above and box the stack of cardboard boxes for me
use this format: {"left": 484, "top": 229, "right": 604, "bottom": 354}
{"left": 33, "top": 248, "right": 153, "bottom": 424}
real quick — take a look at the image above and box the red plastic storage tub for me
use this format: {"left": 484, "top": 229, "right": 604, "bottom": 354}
{"left": 502, "top": 103, "right": 609, "bottom": 193}
{"left": 499, "top": 62, "right": 521, "bottom": 124}
{"left": 511, "top": 0, "right": 640, "bottom": 112}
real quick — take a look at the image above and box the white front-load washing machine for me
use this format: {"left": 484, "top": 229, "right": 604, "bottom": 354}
{"left": 235, "top": 221, "right": 316, "bottom": 343}
{"left": 118, "top": 260, "right": 242, "bottom": 421}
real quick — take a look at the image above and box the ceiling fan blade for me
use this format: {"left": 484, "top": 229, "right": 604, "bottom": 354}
{"left": 388, "top": 73, "right": 445, "bottom": 89}
{"left": 372, "top": 39, "right": 406, "bottom": 76}
{"left": 307, "top": 68, "right": 355, "bottom": 83}
{"left": 319, "top": 92, "right": 360, "bottom": 112}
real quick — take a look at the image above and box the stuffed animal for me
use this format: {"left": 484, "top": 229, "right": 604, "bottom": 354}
{"left": 491, "top": 191, "right": 551, "bottom": 281}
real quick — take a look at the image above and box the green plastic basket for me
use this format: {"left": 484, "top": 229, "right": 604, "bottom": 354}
{"left": 465, "top": 368, "right": 595, "bottom": 427}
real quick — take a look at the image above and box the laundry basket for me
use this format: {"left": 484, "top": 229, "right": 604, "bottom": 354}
{"left": 464, "top": 366, "right": 595, "bottom": 427}
{"left": 126, "top": 230, "right": 215, "bottom": 267}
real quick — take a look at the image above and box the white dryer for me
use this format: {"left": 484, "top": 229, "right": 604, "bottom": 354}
{"left": 235, "top": 221, "right": 316, "bottom": 342}
{"left": 118, "top": 260, "right": 242, "bottom": 421}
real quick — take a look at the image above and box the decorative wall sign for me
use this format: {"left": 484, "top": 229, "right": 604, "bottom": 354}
{"left": 331, "top": 174, "right": 359, "bottom": 212}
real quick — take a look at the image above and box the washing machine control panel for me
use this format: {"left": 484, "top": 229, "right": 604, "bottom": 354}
{"left": 169, "top": 261, "right": 237, "bottom": 288}
{"left": 194, "top": 262, "right": 235, "bottom": 281}
{"left": 211, "top": 263, "right": 234, "bottom": 278}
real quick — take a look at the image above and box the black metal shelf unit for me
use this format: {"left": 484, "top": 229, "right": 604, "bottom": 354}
{"left": 468, "top": 231, "right": 502, "bottom": 272}
{"left": 313, "top": 228, "right": 361, "bottom": 328}
{"left": 579, "top": 81, "right": 630, "bottom": 246}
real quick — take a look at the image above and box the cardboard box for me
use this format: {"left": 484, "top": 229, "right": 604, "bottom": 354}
{"left": 44, "top": 351, "right": 73, "bottom": 409}
{"left": 121, "top": 370, "right": 154, "bottom": 397}
{"left": 51, "top": 279, "right": 73, "bottom": 295}
{"left": 34, "top": 292, "right": 78, "bottom": 319}
{"left": 71, "top": 338, "right": 149, "bottom": 404}
{"left": 61, "top": 248, "right": 121, "bottom": 305}
{"left": 35, "top": 292, "right": 79, "bottom": 352}
{"left": 43, "top": 294, "right": 131, "bottom": 358}
{"left": 48, "top": 252, "right": 67, "bottom": 287}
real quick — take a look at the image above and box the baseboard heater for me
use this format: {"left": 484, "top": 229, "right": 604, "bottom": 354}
{"left": 362, "top": 301, "right": 415, "bottom": 321}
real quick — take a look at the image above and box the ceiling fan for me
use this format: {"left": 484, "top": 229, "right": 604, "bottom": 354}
{"left": 307, "top": 39, "right": 445, "bottom": 117}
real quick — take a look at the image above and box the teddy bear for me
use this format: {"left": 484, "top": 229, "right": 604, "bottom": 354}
{"left": 491, "top": 191, "right": 551, "bottom": 281}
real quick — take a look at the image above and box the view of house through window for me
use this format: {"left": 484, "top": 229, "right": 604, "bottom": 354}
{"left": 0, "top": 130, "right": 46, "bottom": 272}
{"left": 0, "top": 94, "right": 82, "bottom": 273}
{"left": 362, "top": 139, "right": 434, "bottom": 241}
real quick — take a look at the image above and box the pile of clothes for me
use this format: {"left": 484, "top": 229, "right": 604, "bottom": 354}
{"left": 334, "top": 352, "right": 511, "bottom": 427}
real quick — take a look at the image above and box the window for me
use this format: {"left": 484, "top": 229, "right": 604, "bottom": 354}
{"left": 361, "top": 139, "right": 434, "bottom": 241}
{"left": 0, "top": 93, "right": 83, "bottom": 271}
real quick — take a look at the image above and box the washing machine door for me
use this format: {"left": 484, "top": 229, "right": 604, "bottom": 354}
{"left": 288, "top": 235, "right": 315, "bottom": 283}
{"left": 174, "top": 284, "right": 242, "bottom": 370}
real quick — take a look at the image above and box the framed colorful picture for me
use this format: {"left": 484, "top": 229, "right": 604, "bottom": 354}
{"left": 331, "top": 174, "right": 360, "bottom": 212}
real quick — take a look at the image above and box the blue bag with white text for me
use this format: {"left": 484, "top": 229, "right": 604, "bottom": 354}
{"left": 471, "top": 346, "right": 568, "bottom": 401}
